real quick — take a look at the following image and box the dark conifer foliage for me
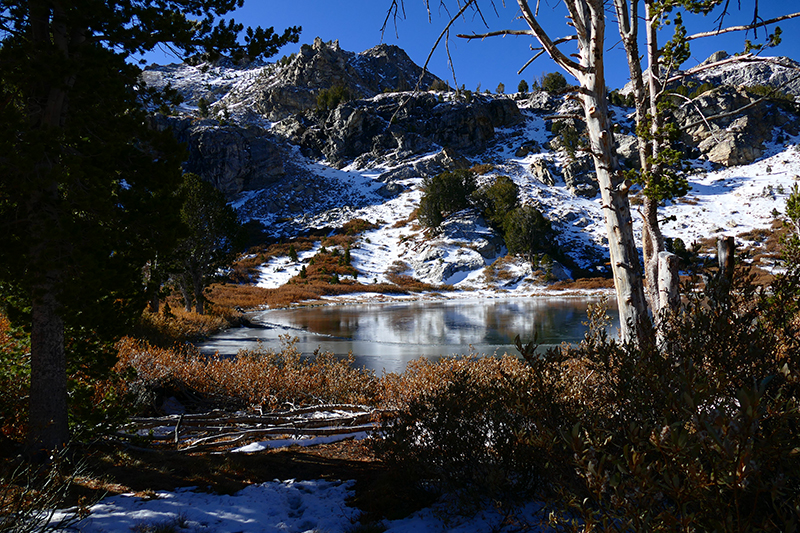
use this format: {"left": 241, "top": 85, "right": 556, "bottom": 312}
{"left": 0, "top": 1, "right": 300, "bottom": 455}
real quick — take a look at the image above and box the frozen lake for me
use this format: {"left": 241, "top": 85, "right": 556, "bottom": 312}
{"left": 200, "top": 296, "right": 620, "bottom": 374}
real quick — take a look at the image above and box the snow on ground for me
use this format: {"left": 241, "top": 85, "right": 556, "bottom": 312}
{"left": 256, "top": 243, "right": 321, "bottom": 289}
{"left": 660, "top": 143, "right": 800, "bottom": 247}
{"left": 54, "top": 477, "right": 549, "bottom": 533}
{"left": 252, "top": 140, "right": 800, "bottom": 299}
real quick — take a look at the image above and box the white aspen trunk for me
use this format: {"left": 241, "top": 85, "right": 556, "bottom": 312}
{"left": 615, "top": 0, "right": 680, "bottom": 324}
{"left": 571, "top": 0, "right": 651, "bottom": 344}
{"left": 657, "top": 251, "right": 680, "bottom": 311}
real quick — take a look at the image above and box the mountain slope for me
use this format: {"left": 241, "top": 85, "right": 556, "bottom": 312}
{"left": 143, "top": 43, "right": 800, "bottom": 295}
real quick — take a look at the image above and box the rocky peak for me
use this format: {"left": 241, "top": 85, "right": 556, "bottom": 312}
{"left": 228, "top": 37, "right": 441, "bottom": 121}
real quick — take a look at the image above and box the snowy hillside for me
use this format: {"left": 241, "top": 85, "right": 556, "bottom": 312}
{"left": 142, "top": 44, "right": 800, "bottom": 297}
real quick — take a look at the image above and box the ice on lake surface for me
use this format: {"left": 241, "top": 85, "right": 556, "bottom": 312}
{"left": 201, "top": 296, "right": 620, "bottom": 373}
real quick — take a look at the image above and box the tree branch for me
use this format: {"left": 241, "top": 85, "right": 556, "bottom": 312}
{"left": 665, "top": 53, "right": 799, "bottom": 86}
{"left": 685, "top": 11, "right": 800, "bottom": 41}
{"left": 457, "top": 29, "right": 533, "bottom": 39}
{"left": 516, "top": 0, "right": 586, "bottom": 76}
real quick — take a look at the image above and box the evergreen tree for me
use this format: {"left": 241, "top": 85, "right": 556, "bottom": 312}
{"left": 541, "top": 71, "right": 567, "bottom": 93}
{"left": 0, "top": 1, "right": 299, "bottom": 455}
{"left": 496, "top": 82, "right": 505, "bottom": 94}
{"left": 171, "top": 174, "right": 244, "bottom": 315}
{"left": 473, "top": 175, "right": 520, "bottom": 230}
{"left": 517, "top": 79, "right": 529, "bottom": 93}
{"left": 503, "top": 205, "right": 554, "bottom": 261}
{"left": 417, "top": 170, "right": 478, "bottom": 229}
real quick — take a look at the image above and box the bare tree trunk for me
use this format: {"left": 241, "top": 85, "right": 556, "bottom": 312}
{"left": 614, "top": 0, "right": 679, "bottom": 322}
{"left": 176, "top": 275, "right": 193, "bottom": 312}
{"left": 28, "top": 280, "right": 69, "bottom": 456}
{"left": 571, "top": 1, "right": 652, "bottom": 343}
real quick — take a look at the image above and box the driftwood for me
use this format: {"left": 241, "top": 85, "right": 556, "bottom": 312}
{"left": 119, "top": 404, "right": 379, "bottom": 452}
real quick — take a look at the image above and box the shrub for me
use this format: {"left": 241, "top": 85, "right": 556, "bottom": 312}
{"left": 503, "top": 205, "right": 554, "bottom": 261}
{"left": 541, "top": 71, "right": 568, "bottom": 93}
{"left": 428, "top": 79, "right": 451, "bottom": 92}
{"left": 552, "top": 120, "right": 582, "bottom": 159}
{"left": 608, "top": 89, "right": 635, "bottom": 108}
{"left": 472, "top": 175, "right": 519, "bottom": 230}
{"left": 377, "top": 259, "right": 800, "bottom": 528}
{"left": 546, "top": 264, "right": 800, "bottom": 532}
{"left": 744, "top": 84, "right": 796, "bottom": 106}
{"left": 116, "top": 336, "right": 380, "bottom": 410}
{"left": 495, "top": 82, "right": 505, "bottom": 94}
{"left": 197, "top": 97, "right": 209, "bottom": 117}
{"left": 316, "top": 84, "right": 352, "bottom": 112}
{"left": 0, "top": 314, "right": 29, "bottom": 444}
{"left": 417, "top": 170, "right": 477, "bottom": 229}
{"left": 0, "top": 451, "right": 87, "bottom": 532}
{"left": 374, "top": 356, "right": 546, "bottom": 506}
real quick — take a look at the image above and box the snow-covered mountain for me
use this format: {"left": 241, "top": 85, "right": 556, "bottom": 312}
{"left": 143, "top": 39, "right": 800, "bottom": 294}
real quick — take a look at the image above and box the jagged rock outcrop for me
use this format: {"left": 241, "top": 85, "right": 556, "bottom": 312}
{"left": 150, "top": 116, "right": 285, "bottom": 198}
{"left": 529, "top": 158, "right": 555, "bottom": 186}
{"left": 691, "top": 52, "right": 800, "bottom": 97}
{"left": 233, "top": 38, "right": 441, "bottom": 121}
{"left": 275, "top": 92, "right": 523, "bottom": 168}
{"left": 377, "top": 148, "right": 471, "bottom": 184}
{"left": 672, "top": 85, "right": 799, "bottom": 166}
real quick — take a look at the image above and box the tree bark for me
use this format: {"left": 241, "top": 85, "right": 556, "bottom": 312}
{"left": 563, "top": 0, "right": 651, "bottom": 343}
{"left": 25, "top": 2, "right": 75, "bottom": 455}
{"left": 192, "top": 267, "right": 205, "bottom": 315}
{"left": 28, "top": 280, "right": 69, "bottom": 456}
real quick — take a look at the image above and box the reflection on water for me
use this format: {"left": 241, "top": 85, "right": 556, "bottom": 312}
{"left": 200, "top": 297, "right": 619, "bottom": 374}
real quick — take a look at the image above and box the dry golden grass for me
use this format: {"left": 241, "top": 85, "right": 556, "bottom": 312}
{"left": 206, "top": 284, "right": 272, "bottom": 309}
{"left": 115, "top": 335, "right": 542, "bottom": 414}
{"left": 392, "top": 209, "right": 419, "bottom": 229}
{"left": 483, "top": 256, "right": 525, "bottom": 285}
{"left": 676, "top": 195, "right": 699, "bottom": 205}
{"left": 229, "top": 238, "right": 318, "bottom": 283}
{"left": 134, "top": 303, "right": 234, "bottom": 345}
{"left": 470, "top": 163, "right": 495, "bottom": 175}
{"left": 116, "top": 337, "right": 380, "bottom": 410}
{"left": 340, "top": 218, "right": 378, "bottom": 236}
{"left": 547, "top": 277, "right": 615, "bottom": 290}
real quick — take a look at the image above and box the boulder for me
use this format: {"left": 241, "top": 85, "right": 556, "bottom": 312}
{"left": 673, "top": 86, "right": 799, "bottom": 166}
{"left": 561, "top": 156, "right": 598, "bottom": 198}
{"left": 410, "top": 213, "right": 503, "bottom": 284}
{"left": 615, "top": 133, "right": 639, "bottom": 168}
{"left": 381, "top": 147, "right": 471, "bottom": 179}
{"left": 529, "top": 158, "right": 555, "bottom": 186}
{"left": 515, "top": 139, "right": 540, "bottom": 157}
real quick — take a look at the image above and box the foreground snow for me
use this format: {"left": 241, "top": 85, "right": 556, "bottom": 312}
{"left": 55, "top": 478, "right": 548, "bottom": 532}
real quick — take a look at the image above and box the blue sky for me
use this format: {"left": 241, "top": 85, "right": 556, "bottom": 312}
{"left": 146, "top": 1, "right": 800, "bottom": 91}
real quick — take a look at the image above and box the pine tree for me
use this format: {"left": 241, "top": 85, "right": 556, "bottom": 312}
{"left": 0, "top": 1, "right": 299, "bottom": 455}
{"left": 170, "top": 174, "right": 244, "bottom": 315}
{"left": 517, "top": 79, "right": 529, "bottom": 93}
